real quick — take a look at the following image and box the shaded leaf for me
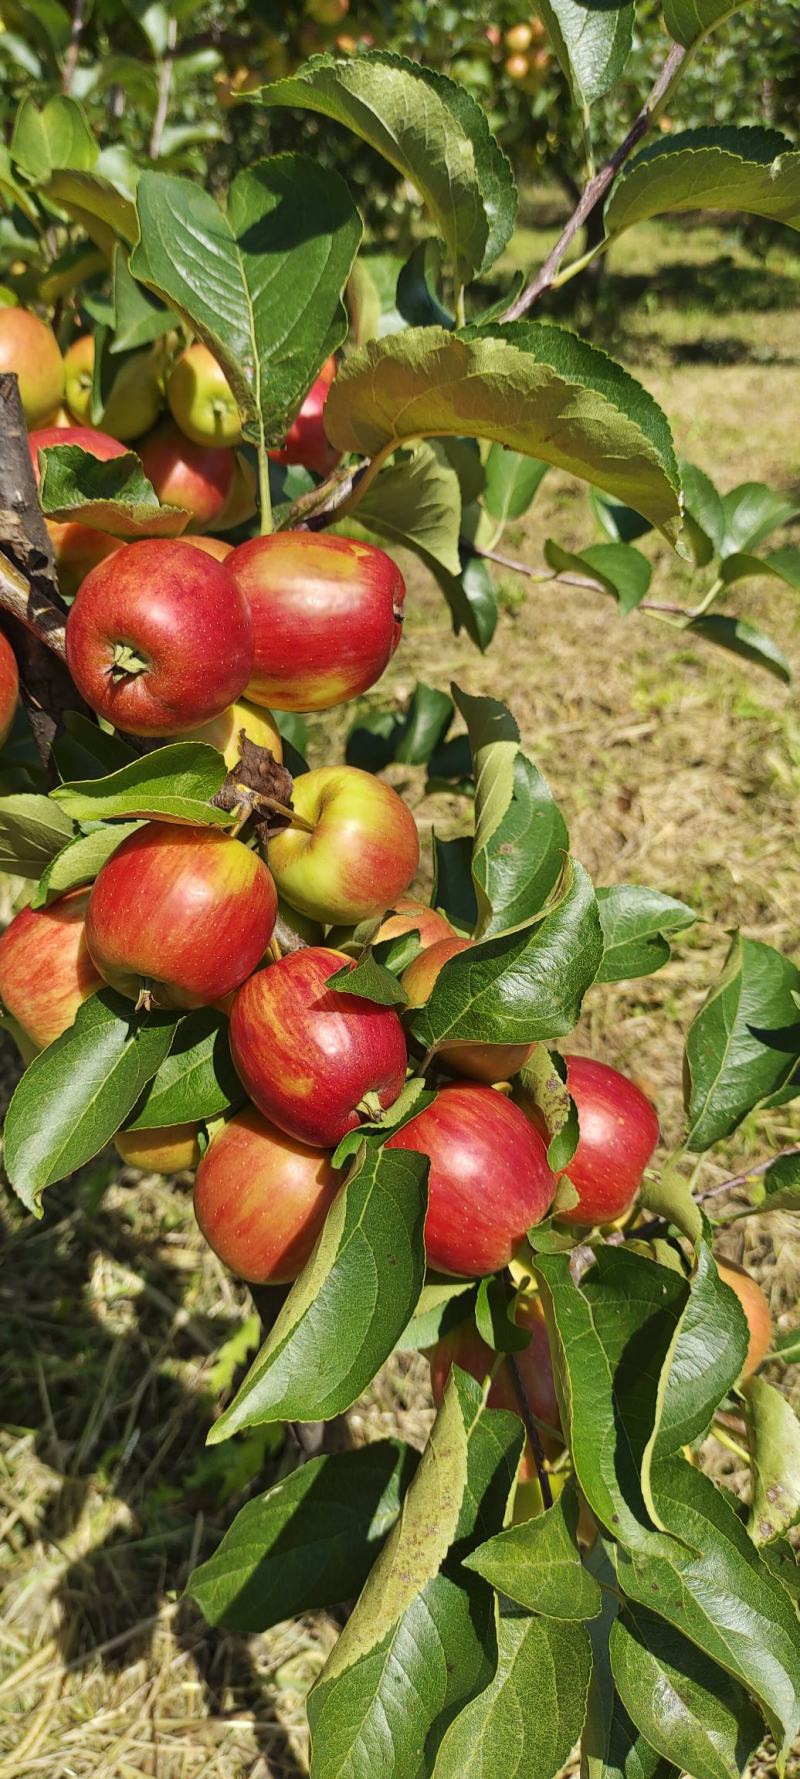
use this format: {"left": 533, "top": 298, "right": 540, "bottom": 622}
{"left": 595, "top": 885, "right": 696, "bottom": 983}
{"left": 605, "top": 127, "right": 800, "bottom": 239}
{"left": 396, "top": 238, "right": 454, "bottom": 329}
{"left": 464, "top": 1476, "right": 602, "bottom": 1620}
{"left": 126, "top": 1011, "right": 244, "bottom": 1129}
{"left": 433, "top": 1608, "right": 593, "bottom": 1779}
{"left": 11, "top": 93, "right": 96, "bottom": 182}
{"left": 52, "top": 744, "right": 230, "bottom": 826}
{"left": 483, "top": 445, "right": 548, "bottom": 525}
{"left": 394, "top": 1280, "right": 477, "bottom": 1353}
{"left": 537, "top": 0, "right": 634, "bottom": 107}
{"left": 545, "top": 538, "right": 652, "bottom": 614}
{"left": 684, "top": 933, "right": 800, "bottom": 1150}
{"left": 338, "top": 441, "right": 462, "bottom": 575}
{"left": 610, "top": 1606, "right": 763, "bottom": 1779}
{"left": 432, "top": 832, "right": 478, "bottom": 933}
{"left": 431, "top": 549, "right": 498, "bottom": 651}
{"left": 37, "top": 444, "right": 190, "bottom": 538}
{"left": 32, "top": 822, "right": 142, "bottom": 907}
{"left": 743, "top": 1376, "right": 800, "bottom": 1546}
{"left": 453, "top": 686, "right": 568, "bottom": 939}
{"left": 687, "top": 615, "right": 791, "bottom": 683}
{"left": 0, "top": 792, "right": 73, "bottom": 877}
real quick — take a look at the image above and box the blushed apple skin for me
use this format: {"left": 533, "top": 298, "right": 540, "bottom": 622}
{"left": 228, "top": 531, "right": 405, "bottom": 713}
{"left": 269, "top": 356, "right": 339, "bottom": 476}
{"left": 65, "top": 538, "right": 254, "bottom": 736}
{"left": 229, "top": 947, "right": 408, "bottom": 1148}
{"left": 0, "top": 307, "right": 64, "bottom": 426}
{"left": 183, "top": 698, "right": 282, "bottom": 768}
{"left": 193, "top": 1105, "right": 341, "bottom": 1282}
{"left": 29, "top": 424, "right": 125, "bottom": 595}
{"left": 115, "top": 1121, "right": 201, "bottom": 1173}
{"left": 0, "top": 887, "right": 102, "bottom": 1049}
{"left": 0, "top": 631, "right": 19, "bottom": 747}
{"left": 86, "top": 821, "right": 277, "bottom": 1009}
{"left": 138, "top": 421, "right": 236, "bottom": 531}
{"left": 167, "top": 342, "right": 242, "bottom": 447}
{"left": 175, "top": 535, "right": 233, "bottom": 562}
{"left": 269, "top": 766, "right": 420, "bottom": 926}
{"left": 428, "top": 1295, "right": 562, "bottom": 1471}
{"left": 717, "top": 1260, "right": 772, "bottom": 1379}
{"left": 402, "top": 936, "right": 535, "bottom": 1084}
{"left": 376, "top": 897, "right": 455, "bottom": 951}
{"left": 386, "top": 1082, "right": 555, "bottom": 1277}
{"left": 519, "top": 1054, "right": 659, "bottom": 1227}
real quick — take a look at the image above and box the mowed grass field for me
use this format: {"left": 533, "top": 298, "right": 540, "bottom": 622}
{"left": 1, "top": 208, "right": 799, "bottom": 1778}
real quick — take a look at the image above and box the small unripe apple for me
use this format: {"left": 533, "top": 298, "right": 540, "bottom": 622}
{"left": 505, "top": 52, "right": 530, "bottom": 80}
{"left": 64, "top": 334, "right": 163, "bottom": 441}
{"left": 65, "top": 538, "right": 254, "bottom": 736}
{"left": 504, "top": 22, "right": 533, "bottom": 51}
{"left": 429, "top": 1294, "right": 562, "bottom": 1471}
{"left": 306, "top": 0, "right": 349, "bottom": 26}
{"left": 375, "top": 897, "right": 455, "bottom": 951}
{"left": 229, "top": 947, "right": 408, "bottom": 1147}
{"left": 0, "top": 307, "right": 64, "bottom": 426}
{"left": 518, "top": 1054, "right": 659, "bottom": 1227}
{"left": 386, "top": 1082, "right": 555, "bottom": 1276}
{"left": 86, "top": 821, "right": 277, "bottom": 1009}
{"left": 717, "top": 1260, "right": 772, "bottom": 1378}
{"left": 29, "top": 423, "right": 125, "bottom": 595}
{"left": 193, "top": 1105, "right": 341, "bottom": 1282}
{"left": 115, "top": 1122, "right": 201, "bottom": 1173}
{"left": 167, "top": 342, "right": 243, "bottom": 447}
{"left": 228, "top": 530, "right": 405, "bottom": 712}
{"left": 182, "top": 698, "right": 282, "bottom": 768}
{"left": 0, "top": 631, "right": 19, "bottom": 747}
{"left": 269, "top": 766, "right": 419, "bottom": 926}
{"left": 138, "top": 421, "right": 238, "bottom": 531}
{"left": 269, "top": 357, "right": 339, "bottom": 476}
{"left": 0, "top": 888, "right": 102, "bottom": 1049}
{"left": 402, "top": 936, "right": 535, "bottom": 1083}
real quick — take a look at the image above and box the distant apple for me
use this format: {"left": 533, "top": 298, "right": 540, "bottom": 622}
{"left": 193, "top": 1105, "right": 341, "bottom": 1282}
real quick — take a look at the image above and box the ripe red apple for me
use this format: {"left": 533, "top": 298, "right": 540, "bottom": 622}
{"left": 228, "top": 531, "right": 405, "bottom": 712}
{"left": 268, "top": 355, "right": 339, "bottom": 475}
{"left": 86, "top": 821, "right": 277, "bottom": 1009}
{"left": 115, "top": 1122, "right": 201, "bottom": 1173}
{"left": 65, "top": 538, "right": 254, "bottom": 736}
{"left": 29, "top": 423, "right": 126, "bottom": 595}
{"left": 193, "top": 1105, "right": 341, "bottom": 1282}
{"left": 0, "top": 307, "right": 64, "bottom": 426}
{"left": 375, "top": 896, "right": 455, "bottom": 951}
{"left": 229, "top": 947, "right": 408, "bottom": 1147}
{"left": 167, "top": 342, "right": 242, "bottom": 447}
{"left": 0, "top": 887, "right": 102, "bottom": 1049}
{"left": 519, "top": 1054, "right": 659, "bottom": 1227}
{"left": 717, "top": 1260, "right": 772, "bottom": 1378}
{"left": 385, "top": 1083, "right": 555, "bottom": 1276}
{"left": 402, "top": 936, "right": 535, "bottom": 1084}
{"left": 269, "top": 766, "right": 419, "bottom": 925}
{"left": 64, "top": 334, "right": 163, "bottom": 440}
{"left": 0, "top": 631, "right": 19, "bottom": 747}
{"left": 429, "top": 1294, "right": 562, "bottom": 1470}
{"left": 138, "top": 421, "right": 239, "bottom": 531}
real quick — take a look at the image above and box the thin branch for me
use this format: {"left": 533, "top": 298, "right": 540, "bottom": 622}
{"left": 149, "top": 15, "right": 178, "bottom": 161}
{"left": 279, "top": 460, "right": 360, "bottom": 531}
{"left": 508, "top": 1353, "right": 553, "bottom": 1510}
{"left": 0, "top": 552, "right": 66, "bottom": 658}
{"left": 696, "top": 1146, "right": 800, "bottom": 1204}
{"left": 61, "top": 0, "right": 86, "bottom": 93}
{"left": 466, "top": 539, "right": 693, "bottom": 614}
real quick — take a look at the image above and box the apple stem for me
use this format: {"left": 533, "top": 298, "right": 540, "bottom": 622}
{"left": 258, "top": 444, "right": 273, "bottom": 536}
{"left": 508, "top": 1351, "right": 553, "bottom": 1509}
{"left": 135, "top": 979, "right": 156, "bottom": 1013}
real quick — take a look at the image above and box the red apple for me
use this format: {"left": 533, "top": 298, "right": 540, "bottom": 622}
{"left": 385, "top": 1082, "right": 555, "bottom": 1276}
{"left": 403, "top": 937, "right": 535, "bottom": 1084}
{"left": 115, "top": 1122, "right": 201, "bottom": 1173}
{"left": 429, "top": 1294, "right": 562, "bottom": 1469}
{"left": 269, "top": 356, "right": 339, "bottom": 475}
{"left": 717, "top": 1260, "right": 772, "bottom": 1379}
{"left": 0, "top": 887, "right": 103, "bottom": 1049}
{"left": 519, "top": 1054, "right": 659, "bottom": 1227}
{"left": 86, "top": 821, "right": 277, "bottom": 1009}
{"left": 0, "top": 307, "right": 64, "bottom": 426}
{"left": 375, "top": 896, "right": 455, "bottom": 951}
{"left": 193, "top": 1105, "right": 341, "bottom": 1282}
{"left": 268, "top": 766, "right": 420, "bottom": 925}
{"left": 174, "top": 535, "right": 233, "bottom": 562}
{"left": 29, "top": 423, "right": 126, "bottom": 596}
{"left": 65, "top": 538, "right": 254, "bottom": 736}
{"left": 228, "top": 531, "right": 405, "bottom": 712}
{"left": 229, "top": 946, "right": 407, "bottom": 1147}
{"left": 0, "top": 631, "right": 19, "bottom": 747}
{"left": 138, "top": 421, "right": 238, "bottom": 531}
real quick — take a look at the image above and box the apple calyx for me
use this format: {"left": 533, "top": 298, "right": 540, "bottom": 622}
{"left": 109, "top": 642, "right": 150, "bottom": 681}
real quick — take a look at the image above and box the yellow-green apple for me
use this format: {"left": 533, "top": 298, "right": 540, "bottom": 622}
{"left": 65, "top": 538, "right": 254, "bottom": 736}
{"left": 385, "top": 1082, "right": 554, "bottom": 1275}
{"left": 86, "top": 821, "right": 277, "bottom": 1009}
{"left": 268, "top": 355, "right": 339, "bottom": 475}
{"left": 717, "top": 1260, "right": 772, "bottom": 1378}
{"left": 138, "top": 421, "right": 239, "bottom": 531}
{"left": 227, "top": 531, "right": 404, "bottom": 712}
{"left": 268, "top": 766, "right": 419, "bottom": 925}
{"left": 0, "top": 307, "right": 64, "bottom": 426}
{"left": 29, "top": 423, "right": 125, "bottom": 596}
{"left": 403, "top": 936, "right": 535, "bottom": 1083}
{"left": 517, "top": 1054, "right": 659, "bottom": 1227}
{"left": 183, "top": 698, "right": 282, "bottom": 768}
{"left": 306, "top": 0, "right": 349, "bottom": 25}
{"left": 167, "top": 342, "right": 242, "bottom": 446}
{"left": 229, "top": 946, "right": 407, "bottom": 1147}
{"left": 504, "top": 20, "right": 533, "bottom": 50}
{"left": 0, "top": 887, "right": 102, "bottom": 1049}
{"left": 64, "top": 334, "right": 163, "bottom": 440}
{"left": 0, "top": 631, "right": 19, "bottom": 746}
{"left": 193, "top": 1105, "right": 341, "bottom": 1281}
{"left": 428, "top": 1294, "right": 562, "bottom": 1471}
{"left": 375, "top": 896, "right": 455, "bottom": 951}
{"left": 115, "top": 1122, "right": 201, "bottom": 1173}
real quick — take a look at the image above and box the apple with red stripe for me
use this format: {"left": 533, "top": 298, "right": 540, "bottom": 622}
{"left": 138, "top": 420, "right": 255, "bottom": 533}
{"left": 115, "top": 1122, "right": 201, "bottom": 1174}
{"left": 717, "top": 1260, "right": 772, "bottom": 1379}
{"left": 86, "top": 822, "right": 276, "bottom": 1010}
{"left": 65, "top": 538, "right": 254, "bottom": 736}
{"left": 375, "top": 896, "right": 455, "bottom": 951}
{"left": 268, "top": 355, "right": 339, "bottom": 475}
{"left": 386, "top": 1082, "right": 555, "bottom": 1276}
{"left": 402, "top": 936, "right": 535, "bottom": 1084}
{"left": 518, "top": 1054, "right": 659, "bottom": 1227}
{"left": 29, "top": 423, "right": 125, "bottom": 595}
{"left": 0, "top": 631, "right": 19, "bottom": 748}
{"left": 193, "top": 1105, "right": 341, "bottom": 1282}
{"left": 0, "top": 307, "right": 64, "bottom": 426}
{"left": 228, "top": 531, "right": 405, "bottom": 714}
{"left": 0, "top": 886, "right": 103, "bottom": 1051}
{"left": 230, "top": 947, "right": 408, "bottom": 1148}
{"left": 269, "top": 766, "right": 419, "bottom": 926}
{"left": 429, "top": 1294, "right": 562, "bottom": 1471}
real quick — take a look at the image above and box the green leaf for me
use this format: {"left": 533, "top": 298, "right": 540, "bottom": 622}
{"left": 432, "top": 832, "right": 478, "bottom": 933}
{"left": 255, "top": 51, "right": 516, "bottom": 283}
{"left": 307, "top": 1370, "right": 523, "bottom": 1779}
{"left": 684, "top": 933, "right": 800, "bottom": 1150}
{"left": 544, "top": 539, "right": 652, "bottom": 614}
{"left": 4, "top": 990, "right": 177, "bottom": 1214}
{"left": 605, "top": 127, "right": 800, "bottom": 240}
{"left": 394, "top": 1279, "right": 478, "bottom": 1353}
{"left": 327, "top": 325, "right": 682, "bottom": 542}
{"left": 743, "top": 1377, "right": 800, "bottom": 1547}
{"left": 464, "top": 1476, "right": 602, "bottom": 1621}
{"left": 432, "top": 1609, "right": 593, "bottom": 1779}
{"left": 638, "top": 1164, "right": 703, "bottom": 1245}
{"left": 474, "top": 1274, "right": 530, "bottom": 1354}
{"left": 643, "top": 1244, "right": 748, "bottom": 1493}
{"left": 37, "top": 445, "right": 190, "bottom": 538}
{"left": 431, "top": 550, "right": 498, "bottom": 651}
{"left": 52, "top": 711, "right": 138, "bottom": 783}
{"left": 111, "top": 242, "right": 176, "bottom": 351}
{"left": 338, "top": 441, "right": 462, "bottom": 576}
{"left": 538, "top": 0, "right": 633, "bottom": 106}
{"left": 208, "top": 1145, "right": 429, "bottom": 1441}
{"left": 680, "top": 459, "right": 725, "bottom": 558}
{"left": 595, "top": 886, "right": 696, "bottom": 983}
{"left": 589, "top": 488, "right": 653, "bottom": 546}
{"left": 583, "top": 1543, "right": 679, "bottom": 1779}
{"left": 52, "top": 744, "right": 231, "bottom": 826}
{"left": 411, "top": 861, "right": 602, "bottom": 1053}
{"left": 130, "top": 156, "right": 361, "bottom": 453}
{"left": 514, "top": 1047, "right": 579, "bottom": 1173}
{"left": 718, "top": 482, "right": 799, "bottom": 556}
{"left": 11, "top": 93, "right": 97, "bottom": 183}
{"left": 326, "top": 952, "right": 409, "bottom": 1009}
{"left": 187, "top": 1441, "right": 418, "bottom": 1631}
{"left": 687, "top": 615, "right": 791, "bottom": 683}
{"left": 749, "top": 1150, "right": 800, "bottom": 1212}
{"left": 483, "top": 446, "right": 548, "bottom": 525}
{"left": 396, "top": 238, "right": 454, "bottom": 330}
{"left": 610, "top": 1606, "right": 763, "bottom": 1779}
{"left": 664, "top": 0, "right": 746, "bottom": 46}
{"left": 126, "top": 1011, "right": 243, "bottom": 1129}
{"left": 0, "top": 792, "right": 74, "bottom": 877}
{"left": 719, "top": 548, "right": 800, "bottom": 593}
{"left": 32, "top": 822, "right": 142, "bottom": 907}
{"left": 42, "top": 167, "right": 138, "bottom": 252}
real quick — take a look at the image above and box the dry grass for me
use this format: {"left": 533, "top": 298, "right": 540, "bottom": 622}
{"left": 1, "top": 211, "right": 799, "bottom": 1776}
